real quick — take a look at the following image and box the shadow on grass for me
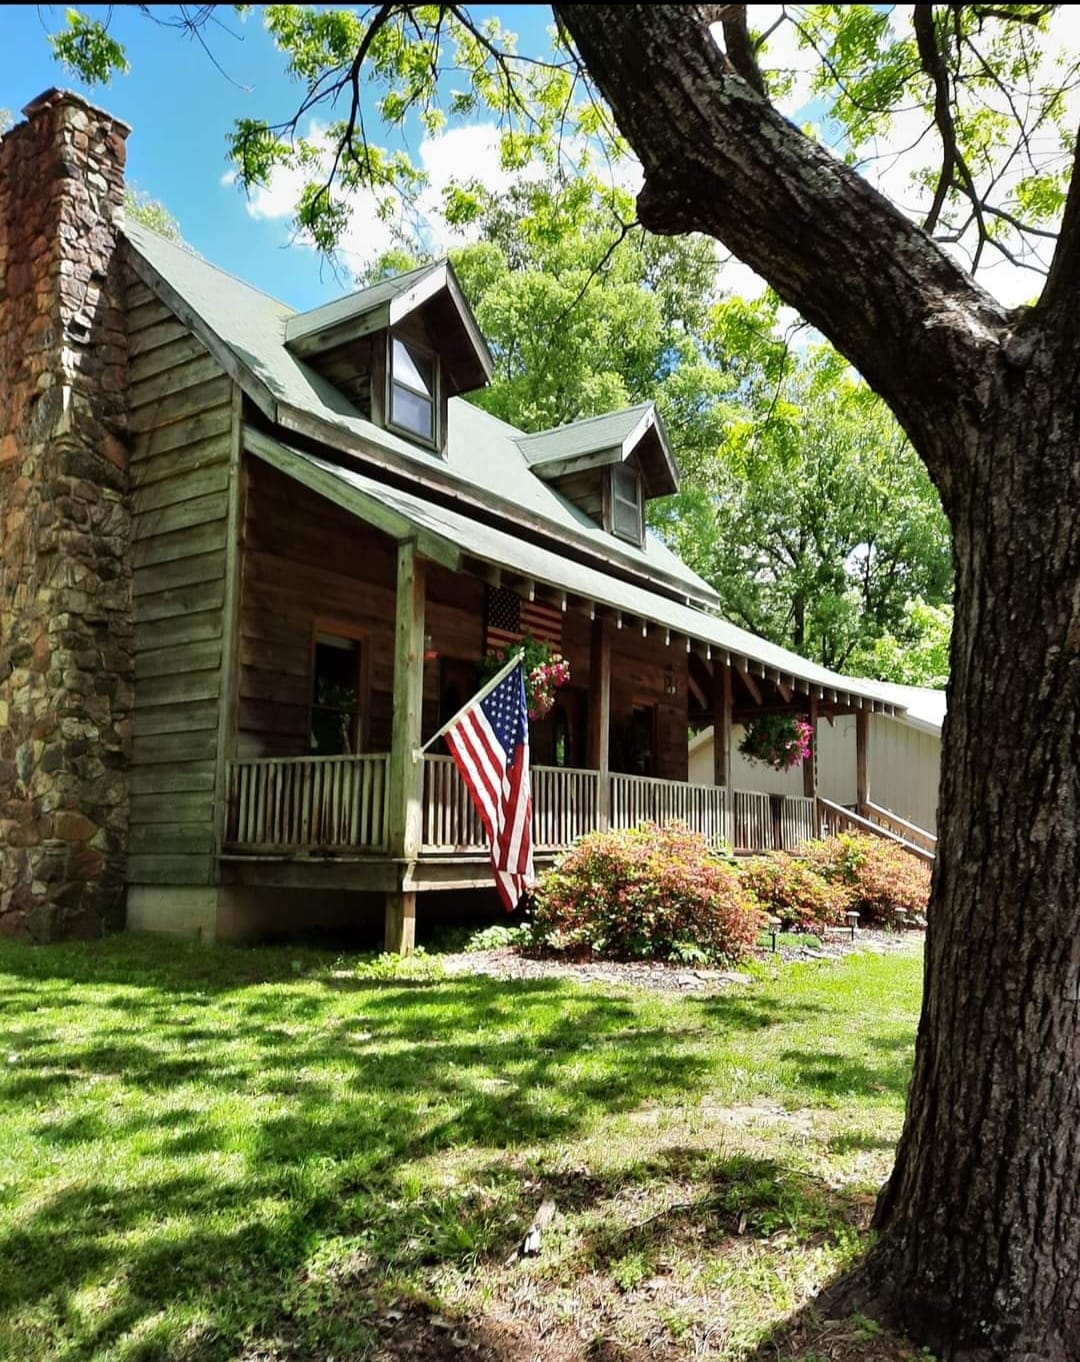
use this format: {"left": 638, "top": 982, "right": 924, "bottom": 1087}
{"left": 0, "top": 937, "right": 917, "bottom": 1362}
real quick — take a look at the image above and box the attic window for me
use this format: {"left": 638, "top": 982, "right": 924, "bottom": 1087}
{"left": 611, "top": 464, "right": 644, "bottom": 544}
{"left": 389, "top": 336, "right": 437, "bottom": 444}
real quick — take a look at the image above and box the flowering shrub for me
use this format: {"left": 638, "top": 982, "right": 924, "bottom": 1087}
{"left": 802, "top": 832, "right": 930, "bottom": 925}
{"left": 531, "top": 822, "right": 763, "bottom": 965}
{"left": 739, "top": 714, "right": 813, "bottom": 771}
{"left": 738, "top": 853, "right": 852, "bottom": 934}
{"left": 481, "top": 634, "right": 570, "bottom": 720}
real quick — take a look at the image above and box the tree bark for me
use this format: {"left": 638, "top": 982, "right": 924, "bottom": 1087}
{"left": 860, "top": 345, "right": 1080, "bottom": 1359}
{"left": 554, "top": 5, "right": 1080, "bottom": 1357}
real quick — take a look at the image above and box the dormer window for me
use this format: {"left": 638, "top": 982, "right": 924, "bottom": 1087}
{"left": 610, "top": 463, "right": 644, "bottom": 545}
{"left": 389, "top": 336, "right": 437, "bottom": 445}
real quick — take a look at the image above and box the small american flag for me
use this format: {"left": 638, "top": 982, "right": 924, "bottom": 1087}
{"left": 444, "top": 659, "right": 535, "bottom": 911}
{"left": 486, "top": 586, "right": 563, "bottom": 655}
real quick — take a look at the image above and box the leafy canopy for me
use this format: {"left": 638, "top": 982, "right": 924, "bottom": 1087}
{"left": 46, "top": 5, "right": 1080, "bottom": 291}
{"left": 46, "top": 3, "right": 959, "bottom": 681}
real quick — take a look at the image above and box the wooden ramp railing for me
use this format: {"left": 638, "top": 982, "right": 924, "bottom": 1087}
{"left": 859, "top": 802, "right": 937, "bottom": 856}
{"left": 227, "top": 754, "right": 390, "bottom": 852}
{"left": 818, "top": 796, "right": 935, "bottom": 864}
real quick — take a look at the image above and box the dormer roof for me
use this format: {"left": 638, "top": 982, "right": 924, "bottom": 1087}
{"left": 284, "top": 258, "right": 493, "bottom": 396}
{"left": 516, "top": 402, "right": 679, "bottom": 498}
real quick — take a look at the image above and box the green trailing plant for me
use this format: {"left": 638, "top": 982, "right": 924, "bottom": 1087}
{"left": 739, "top": 714, "right": 813, "bottom": 771}
{"left": 530, "top": 821, "right": 763, "bottom": 965}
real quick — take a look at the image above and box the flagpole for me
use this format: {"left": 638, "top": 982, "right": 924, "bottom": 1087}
{"left": 415, "top": 649, "right": 524, "bottom": 757}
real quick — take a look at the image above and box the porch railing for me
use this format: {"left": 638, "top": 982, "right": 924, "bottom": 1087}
{"left": 225, "top": 752, "right": 825, "bottom": 858}
{"left": 611, "top": 772, "right": 729, "bottom": 849}
{"left": 780, "top": 794, "right": 818, "bottom": 848}
{"left": 532, "top": 765, "right": 602, "bottom": 850}
{"left": 422, "top": 752, "right": 484, "bottom": 851}
{"left": 734, "top": 791, "right": 772, "bottom": 852}
{"left": 422, "top": 754, "right": 600, "bottom": 852}
{"left": 227, "top": 754, "right": 390, "bottom": 852}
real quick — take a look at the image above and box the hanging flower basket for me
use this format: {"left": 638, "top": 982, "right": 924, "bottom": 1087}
{"left": 481, "top": 634, "right": 570, "bottom": 721}
{"left": 739, "top": 714, "right": 813, "bottom": 771}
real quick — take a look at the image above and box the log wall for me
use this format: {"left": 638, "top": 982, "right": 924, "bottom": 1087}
{"left": 127, "top": 274, "right": 236, "bottom": 886}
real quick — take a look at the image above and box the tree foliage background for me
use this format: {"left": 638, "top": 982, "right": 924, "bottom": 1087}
{"left": 47, "top": 2, "right": 957, "bottom": 683}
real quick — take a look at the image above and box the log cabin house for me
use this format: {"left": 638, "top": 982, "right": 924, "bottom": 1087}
{"left": 0, "top": 90, "right": 912, "bottom": 950}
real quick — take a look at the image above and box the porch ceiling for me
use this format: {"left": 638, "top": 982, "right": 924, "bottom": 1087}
{"left": 246, "top": 429, "right": 900, "bottom": 716}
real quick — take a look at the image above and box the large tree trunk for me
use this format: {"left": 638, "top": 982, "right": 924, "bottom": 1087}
{"left": 862, "top": 362, "right": 1080, "bottom": 1359}
{"left": 553, "top": 6, "right": 1080, "bottom": 1358}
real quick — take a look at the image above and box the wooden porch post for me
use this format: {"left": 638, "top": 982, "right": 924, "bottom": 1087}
{"left": 385, "top": 539, "right": 426, "bottom": 953}
{"left": 589, "top": 617, "right": 611, "bottom": 830}
{"left": 714, "top": 660, "right": 735, "bottom": 848}
{"left": 804, "top": 692, "right": 820, "bottom": 835}
{"left": 856, "top": 707, "right": 870, "bottom": 814}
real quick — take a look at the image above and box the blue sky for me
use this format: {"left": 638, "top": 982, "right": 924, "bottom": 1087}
{"left": 0, "top": 4, "right": 555, "bottom": 310}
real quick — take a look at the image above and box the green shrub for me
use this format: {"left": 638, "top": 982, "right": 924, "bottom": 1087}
{"left": 739, "top": 853, "right": 852, "bottom": 934}
{"left": 530, "top": 821, "right": 763, "bottom": 966}
{"left": 463, "top": 922, "right": 531, "bottom": 952}
{"left": 802, "top": 832, "right": 930, "bottom": 925}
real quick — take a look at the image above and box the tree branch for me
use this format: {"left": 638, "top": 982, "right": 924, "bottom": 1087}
{"left": 554, "top": 2, "right": 1008, "bottom": 512}
{"left": 1036, "top": 123, "right": 1080, "bottom": 323}
{"left": 720, "top": 5, "right": 767, "bottom": 98}
{"left": 913, "top": 5, "right": 956, "bottom": 235}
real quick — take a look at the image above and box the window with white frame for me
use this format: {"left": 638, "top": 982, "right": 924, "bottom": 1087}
{"left": 389, "top": 336, "right": 437, "bottom": 444}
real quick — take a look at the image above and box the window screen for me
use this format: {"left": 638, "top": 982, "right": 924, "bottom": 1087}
{"left": 611, "top": 464, "right": 643, "bottom": 543}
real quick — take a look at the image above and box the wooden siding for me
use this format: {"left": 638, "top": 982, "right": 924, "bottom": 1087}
{"left": 548, "top": 467, "right": 604, "bottom": 524}
{"left": 127, "top": 272, "right": 236, "bottom": 886}
{"left": 608, "top": 623, "right": 688, "bottom": 782}
{"left": 868, "top": 714, "right": 941, "bottom": 833}
{"left": 236, "top": 460, "right": 400, "bottom": 758}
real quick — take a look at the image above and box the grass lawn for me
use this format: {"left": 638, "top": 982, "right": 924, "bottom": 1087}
{"left": 0, "top": 935, "right": 926, "bottom": 1362}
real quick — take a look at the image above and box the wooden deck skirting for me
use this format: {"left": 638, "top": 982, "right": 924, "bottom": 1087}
{"left": 225, "top": 753, "right": 819, "bottom": 857}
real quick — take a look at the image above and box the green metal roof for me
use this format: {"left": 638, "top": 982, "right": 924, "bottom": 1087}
{"left": 124, "top": 220, "right": 715, "bottom": 608}
{"left": 248, "top": 430, "right": 900, "bottom": 714}
{"left": 517, "top": 404, "right": 653, "bottom": 466}
{"left": 517, "top": 402, "right": 680, "bottom": 498}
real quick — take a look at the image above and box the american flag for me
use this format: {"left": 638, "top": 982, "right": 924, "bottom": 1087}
{"left": 486, "top": 586, "right": 563, "bottom": 655}
{"left": 444, "top": 659, "right": 535, "bottom": 912}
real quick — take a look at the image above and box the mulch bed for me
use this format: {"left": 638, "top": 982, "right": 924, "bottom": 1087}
{"left": 439, "top": 930, "right": 923, "bottom": 995}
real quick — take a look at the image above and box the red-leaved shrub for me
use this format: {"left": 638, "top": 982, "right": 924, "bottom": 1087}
{"left": 802, "top": 832, "right": 930, "bottom": 925}
{"left": 530, "top": 821, "right": 763, "bottom": 965}
{"left": 738, "top": 853, "right": 852, "bottom": 934}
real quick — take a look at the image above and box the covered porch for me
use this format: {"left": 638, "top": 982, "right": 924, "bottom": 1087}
{"left": 223, "top": 430, "right": 902, "bottom": 949}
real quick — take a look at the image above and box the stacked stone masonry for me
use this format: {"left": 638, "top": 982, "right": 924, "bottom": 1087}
{"left": 0, "top": 90, "right": 133, "bottom": 939}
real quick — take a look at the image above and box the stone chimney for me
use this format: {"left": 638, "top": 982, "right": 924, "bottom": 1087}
{"left": 0, "top": 90, "right": 133, "bottom": 940}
